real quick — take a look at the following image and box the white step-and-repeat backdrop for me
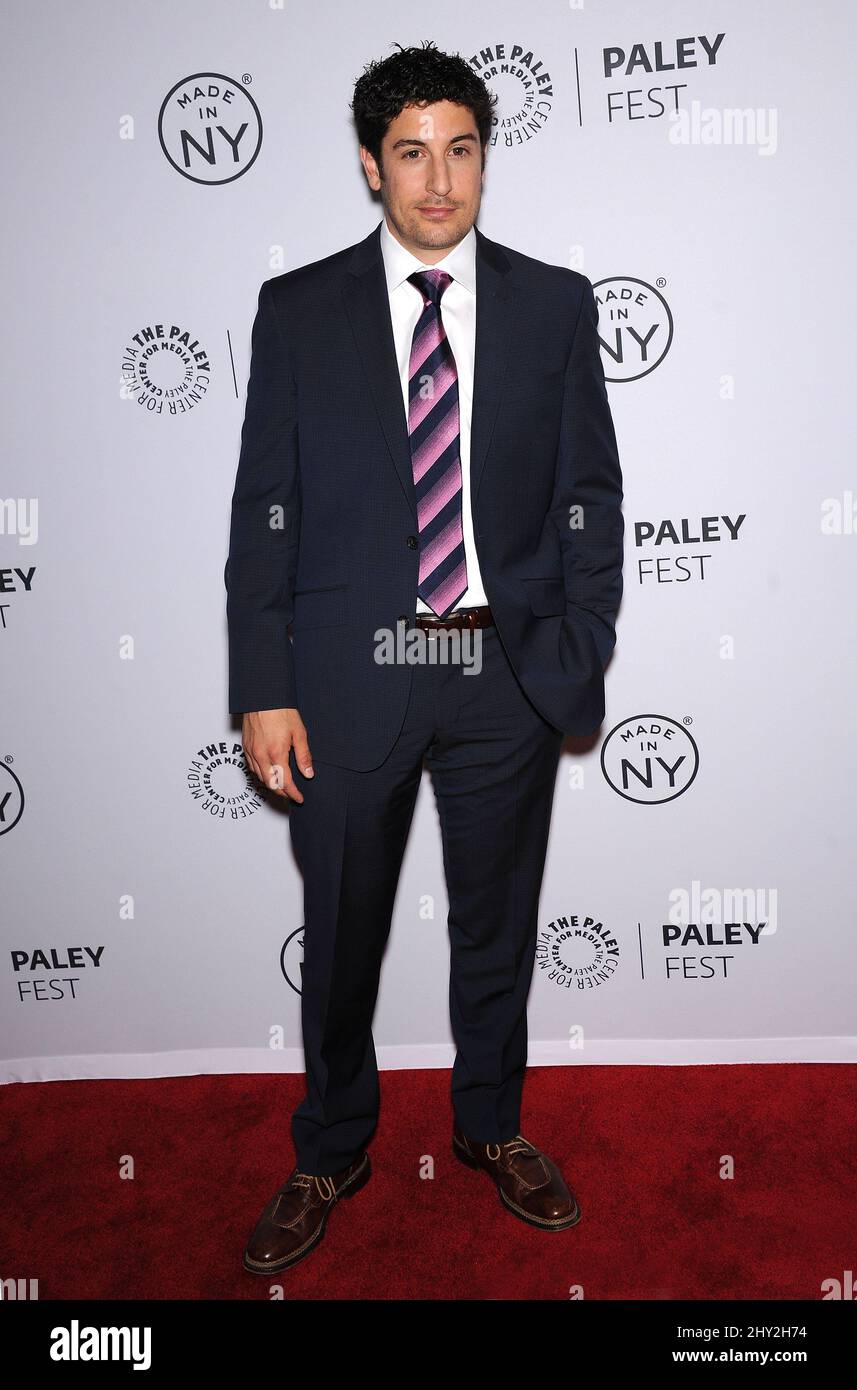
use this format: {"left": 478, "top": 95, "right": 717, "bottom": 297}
{"left": 3, "top": 0, "right": 855, "bottom": 1082}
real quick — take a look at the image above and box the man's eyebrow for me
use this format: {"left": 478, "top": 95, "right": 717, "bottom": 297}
{"left": 390, "top": 132, "right": 479, "bottom": 149}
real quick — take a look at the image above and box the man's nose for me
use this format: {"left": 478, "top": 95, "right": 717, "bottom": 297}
{"left": 425, "top": 156, "right": 452, "bottom": 196}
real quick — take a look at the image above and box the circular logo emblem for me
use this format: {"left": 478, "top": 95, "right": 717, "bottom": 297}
{"left": 536, "top": 911, "right": 620, "bottom": 989}
{"left": 121, "top": 321, "right": 211, "bottom": 415}
{"left": 592, "top": 276, "right": 673, "bottom": 382}
{"left": 0, "top": 762, "right": 25, "bottom": 835}
{"left": 472, "top": 43, "right": 553, "bottom": 148}
{"left": 280, "top": 927, "right": 305, "bottom": 995}
{"left": 158, "top": 73, "right": 262, "bottom": 185}
{"left": 601, "top": 715, "right": 699, "bottom": 804}
{"left": 186, "top": 739, "right": 267, "bottom": 818}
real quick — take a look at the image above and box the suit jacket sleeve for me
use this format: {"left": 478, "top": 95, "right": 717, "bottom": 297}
{"left": 552, "top": 274, "right": 624, "bottom": 670}
{"left": 224, "top": 278, "right": 301, "bottom": 713}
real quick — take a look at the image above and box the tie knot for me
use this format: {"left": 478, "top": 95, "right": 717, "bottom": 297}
{"left": 407, "top": 268, "right": 452, "bottom": 307}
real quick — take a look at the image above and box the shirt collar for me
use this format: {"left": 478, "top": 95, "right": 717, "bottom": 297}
{"left": 379, "top": 216, "right": 476, "bottom": 296}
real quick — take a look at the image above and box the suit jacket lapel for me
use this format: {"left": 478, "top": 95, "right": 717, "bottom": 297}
{"left": 470, "top": 224, "right": 515, "bottom": 508}
{"left": 342, "top": 220, "right": 515, "bottom": 525}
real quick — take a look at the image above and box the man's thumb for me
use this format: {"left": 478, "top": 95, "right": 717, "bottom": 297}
{"left": 293, "top": 731, "right": 314, "bottom": 777}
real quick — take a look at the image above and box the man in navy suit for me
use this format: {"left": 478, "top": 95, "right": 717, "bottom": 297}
{"left": 226, "top": 41, "right": 624, "bottom": 1274}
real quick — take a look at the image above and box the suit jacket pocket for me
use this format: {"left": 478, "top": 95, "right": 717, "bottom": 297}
{"left": 522, "top": 576, "right": 567, "bottom": 616}
{"left": 291, "top": 583, "right": 348, "bottom": 631}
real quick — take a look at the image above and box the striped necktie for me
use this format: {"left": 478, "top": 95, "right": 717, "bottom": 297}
{"left": 406, "top": 268, "right": 468, "bottom": 618}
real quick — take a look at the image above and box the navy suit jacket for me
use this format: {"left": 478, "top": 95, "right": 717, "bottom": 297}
{"left": 225, "top": 220, "right": 624, "bottom": 772}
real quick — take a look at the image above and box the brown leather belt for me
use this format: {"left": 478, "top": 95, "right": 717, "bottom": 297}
{"left": 413, "top": 604, "right": 494, "bottom": 634}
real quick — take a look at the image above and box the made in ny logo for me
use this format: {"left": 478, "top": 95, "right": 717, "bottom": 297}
{"left": 158, "top": 72, "right": 262, "bottom": 184}
{"left": 0, "top": 760, "right": 24, "bottom": 835}
{"left": 594, "top": 277, "right": 674, "bottom": 382}
{"left": 601, "top": 715, "right": 699, "bottom": 804}
{"left": 280, "top": 927, "right": 305, "bottom": 995}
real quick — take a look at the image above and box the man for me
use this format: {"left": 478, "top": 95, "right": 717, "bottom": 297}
{"left": 226, "top": 41, "right": 624, "bottom": 1274}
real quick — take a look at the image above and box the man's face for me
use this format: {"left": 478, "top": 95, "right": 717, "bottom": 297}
{"left": 360, "top": 100, "right": 485, "bottom": 262}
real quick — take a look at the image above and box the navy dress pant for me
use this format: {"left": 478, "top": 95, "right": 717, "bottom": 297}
{"left": 287, "top": 623, "right": 564, "bottom": 1175}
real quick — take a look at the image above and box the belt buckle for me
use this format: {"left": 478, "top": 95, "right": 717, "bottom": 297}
{"left": 419, "top": 611, "right": 459, "bottom": 639}
{"left": 422, "top": 616, "right": 447, "bottom": 640}
{"left": 416, "top": 605, "right": 486, "bottom": 637}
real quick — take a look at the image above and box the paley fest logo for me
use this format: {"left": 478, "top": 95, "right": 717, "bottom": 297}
{"left": 594, "top": 277, "right": 673, "bottom": 382}
{"left": 0, "top": 498, "right": 38, "bottom": 634}
{"left": 158, "top": 72, "right": 262, "bottom": 184}
{"left": 186, "top": 738, "right": 270, "bottom": 819}
{"left": 652, "top": 879, "right": 777, "bottom": 984}
{"left": 601, "top": 715, "right": 699, "bottom": 804}
{"left": 635, "top": 512, "right": 747, "bottom": 587}
{"left": 602, "top": 33, "right": 726, "bottom": 125}
{"left": 121, "top": 320, "right": 211, "bottom": 417}
{"left": 12, "top": 946, "right": 105, "bottom": 1003}
{"left": 536, "top": 910, "right": 620, "bottom": 991}
{"left": 469, "top": 42, "right": 553, "bottom": 147}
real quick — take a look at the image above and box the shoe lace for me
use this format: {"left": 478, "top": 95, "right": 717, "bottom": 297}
{"left": 289, "top": 1169, "right": 337, "bottom": 1200}
{"left": 487, "top": 1133, "right": 537, "bottom": 1160}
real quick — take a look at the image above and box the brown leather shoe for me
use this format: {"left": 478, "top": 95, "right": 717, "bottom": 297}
{"left": 242, "top": 1152, "right": 371, "bottom": 1274}
{"left": 452, "top": 1125, "right": 581, "bottom": 1230}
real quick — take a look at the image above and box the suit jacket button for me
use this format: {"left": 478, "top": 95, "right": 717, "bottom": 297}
{"left": 406, "top": 535, "right": 418, "bottom": 548}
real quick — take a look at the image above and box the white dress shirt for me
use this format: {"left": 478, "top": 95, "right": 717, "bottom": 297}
{"left": 379, "top": 216, "right": 488, "bottom": 614}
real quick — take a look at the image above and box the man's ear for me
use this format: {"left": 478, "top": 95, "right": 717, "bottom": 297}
{"left": 360, "top": 145, "right": 382, "bottom": 191}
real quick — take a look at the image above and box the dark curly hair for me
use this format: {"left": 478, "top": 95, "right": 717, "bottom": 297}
{"left": 350, "top": 39, "right": 497, "bottom": 176}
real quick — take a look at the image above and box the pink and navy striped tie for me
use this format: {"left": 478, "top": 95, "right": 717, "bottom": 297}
{"left": 406, "top": 268, "right": 468, "bottom": 618}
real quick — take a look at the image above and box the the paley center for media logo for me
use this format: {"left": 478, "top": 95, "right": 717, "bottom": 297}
{"left": 468, "top": 41, "right": 554, "bottom": 147}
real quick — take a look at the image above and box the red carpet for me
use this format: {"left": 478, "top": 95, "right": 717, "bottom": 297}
{"left": 1, "top": 1064, "right": 853, "bottom": 1300}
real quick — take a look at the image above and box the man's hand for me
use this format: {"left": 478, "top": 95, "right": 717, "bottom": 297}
{"left": 242, "top": 708, "right": 314, "bottom": 803}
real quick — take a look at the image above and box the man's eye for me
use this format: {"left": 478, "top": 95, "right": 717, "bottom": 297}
{"left": 400, "top": 147, "right": 471, "bottom": 158}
